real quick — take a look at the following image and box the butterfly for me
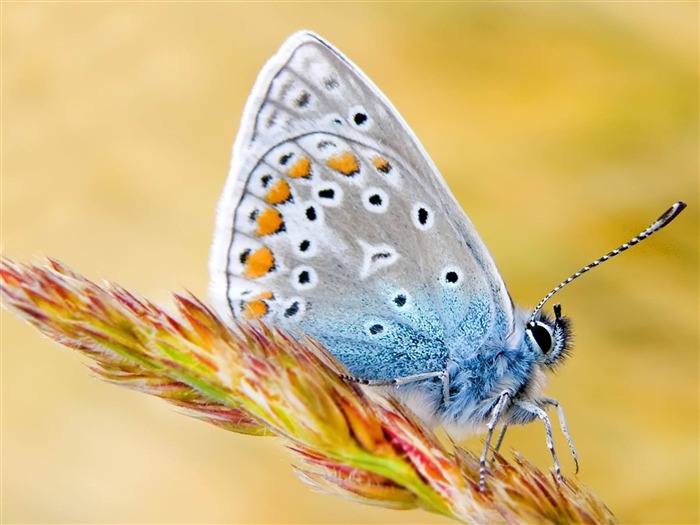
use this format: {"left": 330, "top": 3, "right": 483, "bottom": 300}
{"left": 208, "top": 31, "right": 686, "bottom": 489}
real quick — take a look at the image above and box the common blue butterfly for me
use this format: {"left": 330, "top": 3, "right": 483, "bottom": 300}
{"left": 208, "top": 31, "right": 685, "bottom": 489}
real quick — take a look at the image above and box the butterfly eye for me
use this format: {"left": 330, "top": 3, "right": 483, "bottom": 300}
{"left": 527, "top": 321, "right": 553, "bottom": 354}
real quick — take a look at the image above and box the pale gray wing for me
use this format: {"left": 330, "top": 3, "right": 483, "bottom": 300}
{"left": 210, "top": 31, "right": 516, "bottom": 379}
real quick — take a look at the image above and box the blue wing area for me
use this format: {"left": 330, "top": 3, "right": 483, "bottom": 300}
{"left": 289, "top": 285, "right": 495, "bottom": 382}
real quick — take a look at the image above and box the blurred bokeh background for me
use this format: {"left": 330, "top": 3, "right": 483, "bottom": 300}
{"left": 3, "top": 3, "right": 698, "bottom": 524}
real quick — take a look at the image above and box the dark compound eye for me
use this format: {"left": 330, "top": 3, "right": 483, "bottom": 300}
{"left": 529, "top": 322, "right": 553, "bottom": 353}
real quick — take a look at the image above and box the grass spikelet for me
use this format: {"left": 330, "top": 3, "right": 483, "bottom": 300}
{"left": 0, "top": 257, "right": 617, "bottom": 524}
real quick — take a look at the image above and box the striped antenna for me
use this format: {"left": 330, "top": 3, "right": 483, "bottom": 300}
{"left": 530, "top": 201, "right": 687, "bottom": 322}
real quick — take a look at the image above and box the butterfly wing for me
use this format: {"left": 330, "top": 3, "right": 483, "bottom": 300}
{"left": 210, "top": 31, "right": 516, "bottom": 381}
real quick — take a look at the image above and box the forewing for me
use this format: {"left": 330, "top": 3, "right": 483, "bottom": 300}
{"left": 210, "top": 32, "right": 515, "bottom": 379}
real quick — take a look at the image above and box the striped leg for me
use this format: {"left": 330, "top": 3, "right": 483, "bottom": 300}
{"left": 515, "top": 399, "right": 562, "bottom": 482}
{"left": 341, "top": 370, "right": 450, "bottom": 405}
{"left": 491, "top": 423, "right": 509, "bottom": 465}
{"left": 542, "top": 397, "right": 579, "bottom": 474}
{"left": 480, "top": 391, "right": 511, "bottom": 491}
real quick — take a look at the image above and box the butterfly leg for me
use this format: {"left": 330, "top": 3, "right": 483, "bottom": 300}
{"left": 514, "top": 399, "right": 562, "bottom": 483}
{"left": 341, "top": 370, "right": 450, "bottom": 404}
{"left": 542, "top": 397, "right": 579, "bottom": 474}
{"left": 480, "top": 390, "right": 511, "bottom": 491}
{"left": 490, "top": 423, "right": 509, "bottom": 465}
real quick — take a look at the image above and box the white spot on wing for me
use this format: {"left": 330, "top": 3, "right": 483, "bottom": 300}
{"left": 362, "top": 187, "right": 389, "bottom": 213}
{"left": 358, "top": 240, "right": 399, "bottom": 279}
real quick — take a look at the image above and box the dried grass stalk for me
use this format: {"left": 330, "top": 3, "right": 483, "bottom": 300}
{"left": 1, "top": 257, "right": 616, "bottom": 524}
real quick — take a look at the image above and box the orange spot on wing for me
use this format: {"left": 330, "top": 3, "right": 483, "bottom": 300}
{"left": 265, "top": 180, "right": 291, "bottom": 205}
{"left": 256, "top": 208, "right": 284, "bottom": 236}
{"left": 241, "top": 290, "right": 274, "bottom": 319}
{"left": 242, "top": 299, "right": 268, "bottom": 319}
{"left": 372, "top": 156, "right": 392, "bottom": 174}
{"left": 287, "top": 157, "right": 312, "bottom": 178}
{"left": 243, "top": 247, "right": 275, "bottom": 278}
{"left": 327, "top": 151, "right": 360, "bottom": 176}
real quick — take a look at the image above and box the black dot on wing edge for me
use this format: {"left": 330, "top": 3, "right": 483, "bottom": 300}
{"left": 318, "top": 188, "right": 335, "bottom": 199}
{"left": 298, "top": 270, "right": 310, "bottom": 284}
{"left": 445, "top": 271, "right": 459, "bottom": 284}
{"left": 299, "top": 240, "right": 311, "bottom": 252}
{"left": 393, "top": 294, "right": 407, "bottom": 307}
{"left": 306, "top": 207, "right": 317, "bottom": 221}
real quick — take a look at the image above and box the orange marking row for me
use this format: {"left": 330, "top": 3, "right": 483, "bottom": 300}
{"left": 241, "top": 290, "right": 274, "bottom": 319}
{"left": 327, "top": 151, "right": 359, "bottom": 176}
{"left": 242, "top": 299, "right": 268, "bottom": 319}
{"left": 372, "top": 155, "right": 392, "bottom": 174}
{"left": 287, "top": 157, "right": 312, "bottom": 178}
{"left": 265, "top": 179, "right": 291, "bottom": 205}
{"left": 255, "top": 208, "right": 284, "bottom": 236}
{"left": 243, "top": 247, "right": 275, "bottom": 278}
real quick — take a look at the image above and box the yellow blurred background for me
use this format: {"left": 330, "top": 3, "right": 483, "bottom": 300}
{"left": 3, "top": 3, "right": 697, "bottom": 523}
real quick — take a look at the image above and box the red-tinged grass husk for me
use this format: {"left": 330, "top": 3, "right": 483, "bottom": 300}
{"left": 1, "top": 257, "right": 617, "bottom": 524}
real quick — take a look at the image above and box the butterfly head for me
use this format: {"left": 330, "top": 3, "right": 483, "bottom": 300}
{"left": 525, "top": 304, "right": 572, "bottom": 368}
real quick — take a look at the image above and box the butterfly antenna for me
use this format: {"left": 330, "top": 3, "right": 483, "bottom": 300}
{"left": 530, "top": 201, "right": 686, "bottom": 322}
